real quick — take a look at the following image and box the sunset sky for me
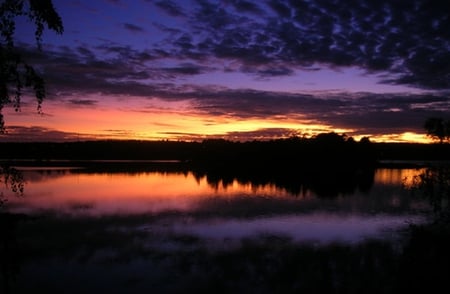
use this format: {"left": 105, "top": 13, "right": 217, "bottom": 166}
{"left": 1, "top": 0, "right": 449, "bottom": 142}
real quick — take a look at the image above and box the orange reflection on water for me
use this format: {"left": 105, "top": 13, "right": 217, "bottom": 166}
{"left": 374, "top": 168, "right": 426, "bottom": 188}
{"left": 7, "top": 171, "right": 290, "bottom": 215}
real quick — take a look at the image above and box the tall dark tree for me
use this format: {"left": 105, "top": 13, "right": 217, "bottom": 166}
{"left": 0, "top": 0, "right": 63, "bottom": 132}
{"left": 424, "top": 117, "right": 450, "bottom": 143}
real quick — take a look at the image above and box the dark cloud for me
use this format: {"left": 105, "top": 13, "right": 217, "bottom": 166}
{"left": 95, "top": 43, "right": 155, "bottom": 63}
{"left": 150, "top": 0, "right": 450, "bottom": 89}
{"left": 67, "top": 99, "right": 98, "bottom": 106}
{"left": 224, "top": 128, "right": 301, "bottom": 140}
{"left": 152, "top": 23, "right": 183, "bottom": 35}
{"left": 18, "top": 41, "right": 450, "bottom": 139}
{"left": 154, "top": 0, "right": 186, "bottom": 17}
{"left": 123, "top": 23, "right": 145, "bottom": 33}
{"left": 77, "top": 47, "right": 96, "bottom": 59}
{"left": 18, "top": 44, "right": 156, "bottom": 97}
{"left": 191, "top": 0, "right": 255, "bottom": 32}
{"left": 0, "top": 126, "right": 143, "bottom": 142}
{"left": 267, "top": 0, "right": 291, "bottom": 18}
{"left": 70, "top": 0, "right": 449, "bottom": 87}
{"left": 158, "top": 128, "right": 301, "bottom": 141}
{"left": 157, "top": 131, "right": 208, "bottom": 141}
{"left": 100, "top": 129, "right": 137, "bottom": 138}
{"left": 11, "top": 0, "right": 450, "bottom": 141}
{"left": 226, "top": 0, "right": 263, "bottom": 14}
{"left": 181, "top": 87, "right": 450, "bottom": 136}
{"left": 243, "top": 65, "right": 294, "bottom": 77}
{"left": 0, "top": 126, "right": 94, "bottom": 142}
{"left": 160, "top": 63, "right": 211, "bottom": 75}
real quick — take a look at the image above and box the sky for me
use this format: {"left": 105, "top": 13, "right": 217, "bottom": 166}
{"left": 1, "top": 0, "right": 450, "bottom": 142}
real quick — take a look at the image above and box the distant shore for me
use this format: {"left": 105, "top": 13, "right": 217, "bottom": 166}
{"left": 1, "top": 136, "right": 449, "bottom": 165}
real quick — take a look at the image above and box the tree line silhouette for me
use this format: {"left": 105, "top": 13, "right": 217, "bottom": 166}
{"left": 424, "top": 117, "right": 450, "bottom": 143}
{"left": 1, "top": 132, "right": 449, "bottom": 164}
{"left": 0, "top": 133, "right": 376, "bottom": 167}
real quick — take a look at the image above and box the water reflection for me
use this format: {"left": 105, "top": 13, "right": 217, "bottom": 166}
{"left": 2, "top": 166, "right": 431, "bottom": 245}
{"left": 0, "top": 165, "right": 445, "bottom": 293}
{"left": 193, "top": 166, "right": 376, "bottom": 197}
{"left": 0, "top": 166, "right": 24, "bottom": 205}
{"left": 374, "top": 168, "right": 427, "bottom": 188}
{"left": 167, "top": 213, "right": 422, "bottom": 245}
{"left": 6, "top": 170, "right": 291, "bottom": 215}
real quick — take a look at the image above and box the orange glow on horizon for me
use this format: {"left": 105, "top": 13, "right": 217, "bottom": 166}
{"left": 2, "top": 96, "right": 434, "bottom": 143}
{"left": 366, "top": 132, "right": 433, "bottom": 144}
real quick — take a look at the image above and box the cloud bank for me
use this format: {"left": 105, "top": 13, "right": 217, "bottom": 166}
{"left": 3, "top": 0, "right": 450, "bottom": 142}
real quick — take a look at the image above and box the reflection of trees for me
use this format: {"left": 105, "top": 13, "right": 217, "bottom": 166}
{"left": 399, "top": 165, "right": 450, "bottom": 293}
{"left": 397, "top": 164, "right": 450, "bottom": 293}
{"left": 190, "top": 134, "right": 376, "bottom": 196}
{"left": 0, "top": 165, "right": 24, "bottom": 207}
{"left": 410, "top": 166, "right": 450, "bottom": 220}
{"left": 193, "top": 167, "right": 375, "bottom": 197}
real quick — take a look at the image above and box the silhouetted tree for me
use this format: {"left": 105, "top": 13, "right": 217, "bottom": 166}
{"left": 424, "top": 117, "right": 450, "bottom": 143}
{"left": 359, "top": 137, "right": 371, "bottom": 144}
{"left": 411, "top": 166, "right": 450, "bottom": 219}
{"left": 0, "top": 0, "right": 63, "bottom": 132}
{"left": 313, "top": 132, "right": 347, "bottom": 144}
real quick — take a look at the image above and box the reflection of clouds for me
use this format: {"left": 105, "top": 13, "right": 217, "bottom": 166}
{"left": 166, "top": 213, "right": 427, "bottom": 245}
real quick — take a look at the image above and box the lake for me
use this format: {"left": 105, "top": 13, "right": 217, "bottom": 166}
{"left": 0, "top": 164, "right": 445, "bottom": 293}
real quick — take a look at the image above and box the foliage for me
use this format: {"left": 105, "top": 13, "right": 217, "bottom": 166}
{"left": 424, "top": 117, "right": 450, "bottom": 143}
{"left": 0, "top": 0, "right": 63, "bottom": 132}
{"left": 410, "top": 166, "right": 450, "bottom": 220}
{"left": 0, "top": 165, "right": 24, "bottom": 208}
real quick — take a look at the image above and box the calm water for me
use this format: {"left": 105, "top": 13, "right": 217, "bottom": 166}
{"left": 0, "top": 165, "right": 437, "bottom": 293}
{"left": 3, "top": 166, "right": 431, "bottom": 243}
